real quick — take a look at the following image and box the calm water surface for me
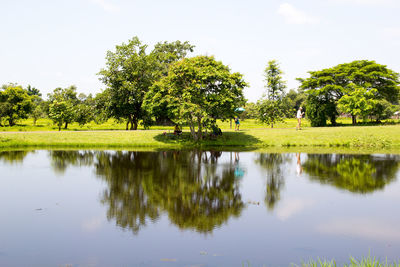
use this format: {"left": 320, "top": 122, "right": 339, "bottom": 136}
{"left": 0, "top": 150, "right": 399, "bottom": 267}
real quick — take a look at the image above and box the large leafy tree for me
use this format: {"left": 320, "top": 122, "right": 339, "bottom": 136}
{"left": 299, "top": 60, "right": 400, "bottom": 126}
{"left": 257, "top": 60, "right": 287, "bottom": 128}
{"left": 98, "top": 37, "right": 194, "bottom": 130}
{"left": 0, "top": 85, "right": 33, "bottom": 126}
{"left": 98, "top": 37, "right": 158, "bottom": 130}
{"left": 145, "top": 56, "right": 247, "bottom": 140}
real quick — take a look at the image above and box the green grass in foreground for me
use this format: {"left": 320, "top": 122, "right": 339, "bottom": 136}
{"left": 241, "top": 255, "right": 400, "bottom": 267}
{"left": 1, "top": 124, "right": 400, "bottom": 150}
{"left": 297, "top": 255, "right": 400, "bottom": 267}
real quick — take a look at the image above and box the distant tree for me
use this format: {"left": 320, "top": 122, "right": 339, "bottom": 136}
{"left": 144, "top": 56, "right": 247, "bottom": 140}
{"left": 240, "top": 102, "right": 258, "bottom": 120}
{"left": 371, "top": 100, "right": 397, "bottom": 122}
{"left": 0, "top": 85, "right": 33, "bottom": 126}
{"left": 31, "top": 96, "right": 46, "bottom": 125}
{"left": 75, "top": 93, "right": 95, "bottom": 126}
{"left": 281, "top": 89, "right": 306, "bottom": 118}
{"left": 257, "top": 60, "right": 287, "bottom": 128}
{"left": 299, "top": 60, "right": 400, "bottom": 126}
{"left": 48, "top": 100, "right": 74, "bottom": 131}
{"left": 26, "top": 85, "right": 42, "bottom": 97}
{"left": 47, "top": 86, "right": 78, "bottom": 129}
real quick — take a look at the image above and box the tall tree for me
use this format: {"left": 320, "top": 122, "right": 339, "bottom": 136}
{"left": 257, "top": 60, "right": 287, "bottom": 128}
{"left": 299, "top": 60, "right": 400, "bottom": 126}
{"left": 98, "top": 37, "right": 158, "bottom": 130}
{"left": 144, "top": 56, "right": 247, "bottom": 140}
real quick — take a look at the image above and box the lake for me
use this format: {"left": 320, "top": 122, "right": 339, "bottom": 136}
{"left": 0, "top": 150, "right": 399, "bottom": 267}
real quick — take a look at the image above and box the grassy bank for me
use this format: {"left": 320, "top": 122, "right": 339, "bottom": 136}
{"left": 294, "top": 255, "right": 400, "bottom": 267}
{"left": 1, "top": 124, "right": 400, "bottom": 150}
{"left": 2, "top": 117, "right": 399, "bottom": 132}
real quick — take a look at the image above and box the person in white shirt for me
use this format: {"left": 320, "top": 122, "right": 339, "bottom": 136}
{"left": 296, "top": 107, "right": 304, "bottom": 130}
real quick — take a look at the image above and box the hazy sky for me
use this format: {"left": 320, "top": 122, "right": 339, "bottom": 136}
{"left": 1, "top": 0, "right": 400, "bottom": 102}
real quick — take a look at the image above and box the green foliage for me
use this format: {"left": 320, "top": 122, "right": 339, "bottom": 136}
{"left": 47, "top": 85, "right": 79, "bottom": 129}
{"left": 299, "top": 60, "right": 400, "bottom": 126}
{"left": 240, "top": 102, "right": 258, "bottom": 120}
{"left": 145, "top": 55, "right": 247, "bottom": 140}
{"left": 257, "top": 60, "right": 287, "bottom": 128}
{"left": 257, "top": 99, "right": 286, "bottom": 127}
{"left": 282, "top": 89, "right": 307, "bottom": 118}
{"left": 0, "top": 85, "right": 33, "bottom": 126}
{"left": 98, "top": 37, "right": 194, "bottom": 130}
{"left": 338, "top": 85, "right": 378, "bottom": 124}
{"left": 48, "top": 100, "right": 75, "bottom": 131}
{"left": 98, "top": 37, "right": 157, "bottom": 130}
{"left": 371, "top": 99, "right": 396, "bottom": 122}
{"left": 303, "top": 154, "right": 400, "bottom": 194}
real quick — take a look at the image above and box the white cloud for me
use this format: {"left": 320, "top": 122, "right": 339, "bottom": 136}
{"left": 90, "top": 0, "right": 120, "bottom": 13}
{"left": 317, "top": 218, "right": 400, "bottom": 242}
{"left": 277, "top": 3, "right": 319, "bottom": 25}
{"left": 276, "top": 198, "right": 315, "bottom": 221}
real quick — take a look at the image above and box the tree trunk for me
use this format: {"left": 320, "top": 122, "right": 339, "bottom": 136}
{"left": 133, "top": 118, "right": 138, "bottom": 130}
{"left": 352, "top": 115, "right": 357, "bottom": 125}
{"left": 230, "top": 119, "right": 232, "bottom": 129}
{"left": 197, "top": 117, "right": 202, "bottom": 140}
{"left": 64, "top": 121, "right": 68, "bottom": 129}
{"left": 126, "top": 120, "right": 129, "bottom": 130}
{"left": 271, "top": 123, "right": 274, "bottom": 128}
{"left": 33, "top": 118, "right": 37, "bottom": 126}
{"left": 8, "top": 119, "right": 15, "bottom": 126}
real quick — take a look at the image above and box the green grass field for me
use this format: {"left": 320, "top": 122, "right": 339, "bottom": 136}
{"left": 1, "top": 117, "right": 400, "bottom": 151}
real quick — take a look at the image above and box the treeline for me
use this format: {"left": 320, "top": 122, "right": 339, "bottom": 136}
{"left": 1, "top": 36, "right": 400, "bottom": 136}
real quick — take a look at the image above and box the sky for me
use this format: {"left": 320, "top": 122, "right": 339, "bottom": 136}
{"left": 1, "top": 0, "right": 400, "bottom": 102}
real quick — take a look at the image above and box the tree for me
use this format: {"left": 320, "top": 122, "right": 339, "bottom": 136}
{"left": 299, "top": 60, "right": 400, "bottom": 126}
{"left": 48, "top": 100, "right": 75, "bottom": 131}
{"left": 146, "top": 40, "right": 195, "bottom": 125}
{"left": 144, "top": 56, "right": 247, "bottom": 140}
{"left": 47, "top": 86, "right": 79, "bottom": 129}
{"left": 26, "top": 85, "right": 41, "bottom": 97}
{"left": 75, "top": 93, "right": 95, "bottom": 126}
{"left": 281, "top": 89, "right": 306, "bottom": 118}
{"left": 0, "top": 85, "right": 33, "bottom": 126}
{"left": 257, "top": 60, "right": 287, "bottom": 128}
{"left": 98, "top": 37, "right": 158, "bottom": 130}
{"left": 338, "top": 85, "right": 377, "bottom": 124}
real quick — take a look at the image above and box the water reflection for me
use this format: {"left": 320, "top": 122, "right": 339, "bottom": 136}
{"left": 49, "top": 150, "right": 95, "bottom": 174}
{"left": 0, "top": 150, "right": 31, "bottom": 164}
{"left": 255, "top": 153, "right": 291, "bottom": 210}
{"left": 303, "top": 154, "right": 400, "bottom": 194}
{"left": 95, "top": 150, "right": 244, "bottom": 234}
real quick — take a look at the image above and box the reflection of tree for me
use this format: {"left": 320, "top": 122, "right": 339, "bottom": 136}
{"left": 303, "top": 154, "right": 400, "bottom": 194}
{"left": 255, "top": 153, "right": 290, "bottom": 210}
{"left": 0, "top": 151, "right": 31, "bottom": 164}
{"left": 94, "top": 151, "right": 160, "bottom": 234}
{"left": 49, "top": 150, "right": 94, "bottom": 174}
{"left": 94, "top": 150, "right": 243, "bottom": 234}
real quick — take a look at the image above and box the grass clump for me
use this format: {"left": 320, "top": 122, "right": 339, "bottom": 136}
{"left": 297, "top": 255, "right": 400, "bottom": 267}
